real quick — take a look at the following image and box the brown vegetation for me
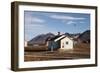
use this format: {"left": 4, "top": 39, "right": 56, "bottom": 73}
{"left": 24, "top": 46, "right": 48, "bottom": 52}
{"left": 24, "top": 43, "right": 90, "bottom": 61}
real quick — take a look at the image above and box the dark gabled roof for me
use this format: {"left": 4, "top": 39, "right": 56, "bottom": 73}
{"left": 49, "top": 35, "right": 62, "bottom": 41}
{"left": 49, "top": 34, "right": 73, "bottom": 42}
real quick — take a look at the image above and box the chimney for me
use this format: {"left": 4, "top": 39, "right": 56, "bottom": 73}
{"left": 58, "top": 32, "right": 60, "bottom": 36}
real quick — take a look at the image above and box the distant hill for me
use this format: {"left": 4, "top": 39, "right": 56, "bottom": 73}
{"left": 28, "top": 33, "right": 55, "bottom": 45}
{"left": 63, "top": 30, "right": 90, "bottom": 43}
{"left": 28, "top": 30, "right": 90, "bottom": 46}
{"left": 78, "top": 30, "right": 90, "bottom": 43}
{"left": 65, "top": 32, "right": 80, "bottom": 38}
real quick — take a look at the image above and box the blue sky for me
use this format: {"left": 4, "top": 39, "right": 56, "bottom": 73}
{"left": 24, "top": 11, "right": 90, "bottom": 41}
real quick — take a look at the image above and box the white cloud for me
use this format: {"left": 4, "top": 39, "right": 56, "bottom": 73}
{"left": 25, "top": 17, "right": 45, "bottom": 23}
{"left": 49, "top": 15, "right": 86, "bottom": 25}
{"left": 79, "top": 21, "right": 85, "bottom": 23}
{"left": 25, "top": 14, "right": 46, "bottom": 30}
{"left": 31, "top": 17, "right": 45, "bottom": 23}
{"left": 25, "top": 24, "right": 57, "bottom": 41}
{"left": 50, "top": 15, "right": 85, "bottom": 20}
{"left": 65, "top": 21, "right": 85, "bottom": 25}
{"left": 25, "top": 14, "right": 45, "bottom": 24}
{"left": 66, "top": 21, "right": 76, "bottom": 25}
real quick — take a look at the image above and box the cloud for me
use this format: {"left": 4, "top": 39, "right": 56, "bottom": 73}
{"left": 25, "top": 13, "right": 45, "bottom": 24}
{"left": 25, "top": 24, "right": 46, "bottom": 37}
{"left": 25, "top": 16, "right": 45, "bottom": 24}
{"left": 66, "top": 21, "right": 77, "bottom": 25}
{"left": 65, "top": 21, "right": 86, "bottom": 25}
{"left": 50, "top": 15, "right": 85, "bottom": 20}
{"left": 25, "top": 24, "right": 46, "bottom": 41}
{"left": 25, "top": 24, "right": 57, "bottom": 41}
{"left": 79, "top": 21, "right": 85, "bottom": 23}
{"left": 49, "top": 14, "right": 86, "bottom": 25}
{"left": 31, "top": 17, "right": 45, "bottom": 23}
{"left": 25, "top": 13, "right": 46, "bottom": 32}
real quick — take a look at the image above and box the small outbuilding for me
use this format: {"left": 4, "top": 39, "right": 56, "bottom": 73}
{"left": 24, "top": 41, "right": 28, "bottom": 47}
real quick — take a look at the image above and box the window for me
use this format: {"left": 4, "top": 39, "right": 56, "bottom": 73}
{"left": 66, "top": 41, "right": 68, "bottom": 45}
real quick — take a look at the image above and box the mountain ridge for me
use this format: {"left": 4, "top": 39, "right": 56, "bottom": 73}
{"left": 28, "top": 30, "right": 90, "bottom": 46}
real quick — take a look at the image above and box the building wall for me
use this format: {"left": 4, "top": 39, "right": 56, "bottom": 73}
{"left": 60, "top": 37, "right": 73, "bottom": 49}
{"left": 48, "top": 41, "right": 60, "bottom": 51}
{"left": 24, "top": 41, "right": 27, "bottom": 47}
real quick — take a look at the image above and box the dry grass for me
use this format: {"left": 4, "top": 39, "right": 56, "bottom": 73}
{"left": 24, "top": 46, "right": 48, "bottom": 51}
{"left": 24, "top": 43, "right": 90, "bottom": 61}
{"left": 73, "top": 43, "right": 90, "bottom": 54}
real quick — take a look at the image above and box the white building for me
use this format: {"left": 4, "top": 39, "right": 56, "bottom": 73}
{"left": 24, "top": 41, "right": 27, "bottom": 47}
{"left": 60, "top": 37, "right": 73, "bottom": 49}
{"left": 48, "top": 35, "right": 74, "bottom": 50}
